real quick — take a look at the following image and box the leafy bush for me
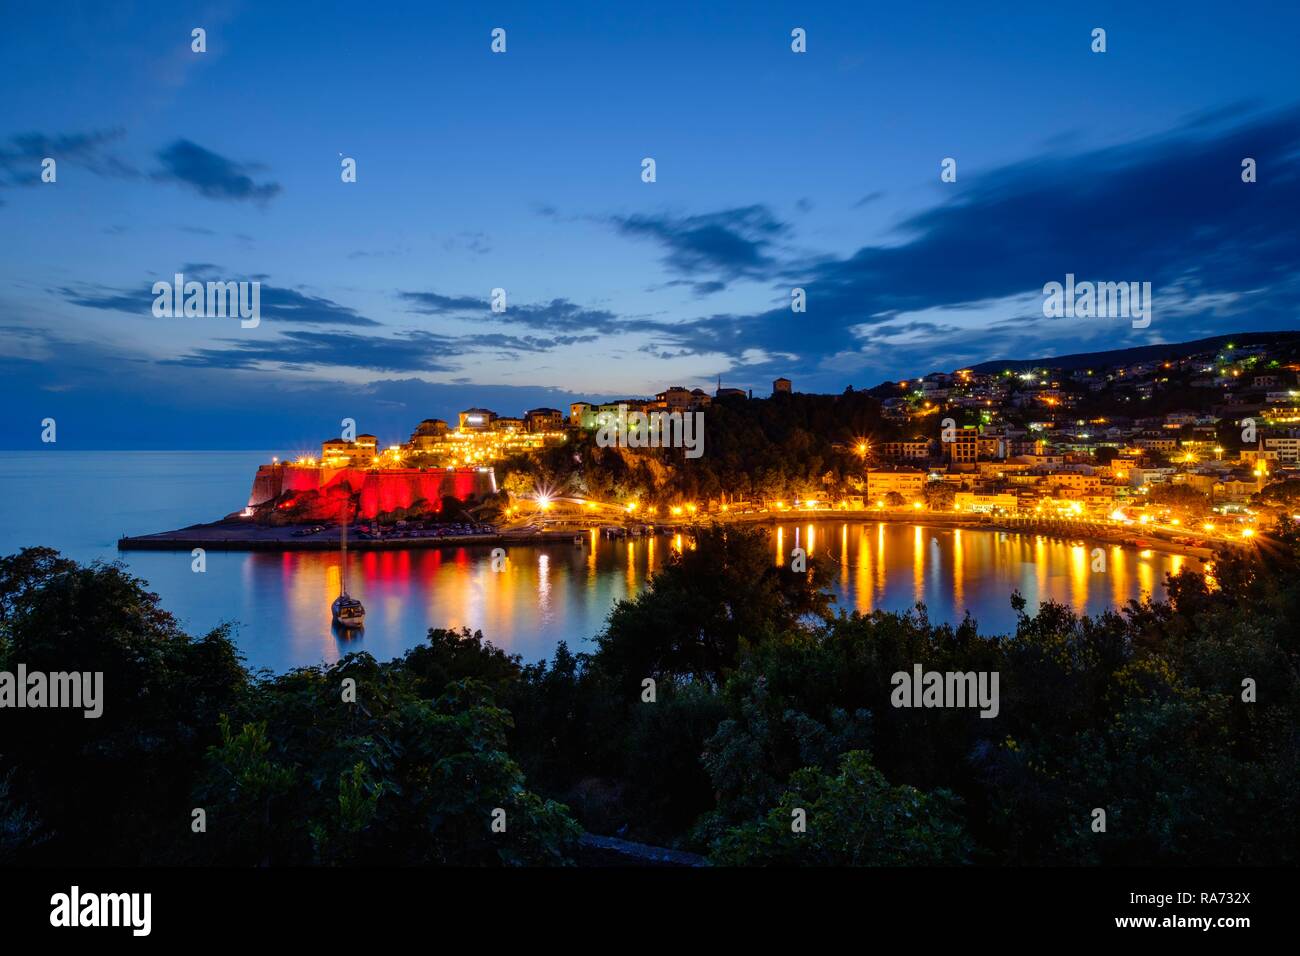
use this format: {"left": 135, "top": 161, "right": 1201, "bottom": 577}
{"left": 709, "top": 751, "right": 972, "bottom": 866}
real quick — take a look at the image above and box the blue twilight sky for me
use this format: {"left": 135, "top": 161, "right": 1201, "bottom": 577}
{"left": 1, "top": 0, "right": 1297, "bottom": 449}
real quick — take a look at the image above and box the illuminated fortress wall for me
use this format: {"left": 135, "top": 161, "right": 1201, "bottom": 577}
{"left": 248, "top": 464, "right": 497, "bottom": 520}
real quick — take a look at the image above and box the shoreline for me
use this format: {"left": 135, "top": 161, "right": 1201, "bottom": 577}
{"left": 117, "top": 520, "right": 578, "bottom": 551}
{"left": 117, "top": 512, "right": 1217, "bottom": 560}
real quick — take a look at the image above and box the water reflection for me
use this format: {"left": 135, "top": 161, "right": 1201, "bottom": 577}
{"left": 952, "top": 528, "right": 964, "bottom": 610}
{"left": 115, "top": 521, "right": 1195, "bottom": 673}
{"left": 790, "top": 520, "right": 1191, "bottom": 626}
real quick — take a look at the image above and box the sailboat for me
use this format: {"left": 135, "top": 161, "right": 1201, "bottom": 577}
{"left": 331, "top": 505, "right": 365, "bottom": 629}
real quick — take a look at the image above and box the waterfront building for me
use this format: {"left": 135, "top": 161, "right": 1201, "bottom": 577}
{"left": 865, "top": 469, "right": 928, "bottom": 500}
{"left": 953, "top": 492, "right": 1017, "bottom": 514}
{"left": 459, "top": 408, "right": 497, "bottom": 431}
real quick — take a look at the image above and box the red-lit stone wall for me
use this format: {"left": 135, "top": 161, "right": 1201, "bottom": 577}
{"left": 247, "top": 464, "right": 496, "bottom": 520}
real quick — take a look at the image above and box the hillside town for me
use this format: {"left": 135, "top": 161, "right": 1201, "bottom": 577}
{"left": 262, "top": 336, "right": 1300, "bottom": 548}
{"left": 850, "top": 337, "right": 1300, "bottom": 543}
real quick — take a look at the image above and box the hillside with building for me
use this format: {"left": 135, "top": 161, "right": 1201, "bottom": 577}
{"left": 230, "top": 333, "right": 1300, "bottom": 545}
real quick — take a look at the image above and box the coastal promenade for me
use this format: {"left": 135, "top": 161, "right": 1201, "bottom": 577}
{"left": 719, "top": 509, "right": 1218, "bottom": 559}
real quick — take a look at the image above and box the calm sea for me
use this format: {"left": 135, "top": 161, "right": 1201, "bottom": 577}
{"left": 0, "top": 451, "right": 1191, "bottom": 674}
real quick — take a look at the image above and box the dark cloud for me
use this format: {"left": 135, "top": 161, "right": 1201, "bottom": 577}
{"left": 179, "top": 262, "right": 222, "bottom": 278}
{"left": 663, "top": 278, "right": 726, "bottom": 297}
{"left": 510, "top": 299, "right": 620, "bottom": 331}
{"left": 166, "top": 326, "right": 599, "bottom": 373}
{"left": 166, "top": 329, "right": 457, "bottom": 373}
{"left": 59, "top": 287, "right": 152, "bottom": 314}
{"left": 457, "top": 331, "right": 599, "bottom": 354}
{"left": 640, "top": 105, "right": 1300, "bottom": 385}
{"left": 398, "top": 291, "right": 489, "bottom": 314}
{"left": 258, "top": 286, "right": 379, "bottom": 327}
{"left": 609, "top": 205, "right": 789, "bottom": 292}
{"left": 151, "top": 139, "right": 281, "bottom": 203}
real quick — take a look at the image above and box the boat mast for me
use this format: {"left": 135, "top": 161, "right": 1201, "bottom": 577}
{"left": 340, "top": 501, "right": 349, "bottom": 596}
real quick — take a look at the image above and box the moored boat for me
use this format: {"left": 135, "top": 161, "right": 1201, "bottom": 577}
{"left": 331, "top": 507, "right": 365, "bottom": 629}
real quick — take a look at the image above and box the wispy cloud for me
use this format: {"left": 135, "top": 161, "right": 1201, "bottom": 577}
{"left": 59, "top": 270, "right": 380, "bottom": 327}
{"left": 0, "top": 326, "right": 605, "bottom": 449}
{"left": 398, "top": 291, "right": 621, "bottom": 332}
{"left": 0, "top": 128, "right": 137, "bottom": 186}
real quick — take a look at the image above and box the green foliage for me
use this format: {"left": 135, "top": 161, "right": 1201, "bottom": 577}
{"left": 0, "top": 552, "right": 578, "bottom": 867}
{"left": 924, "top": 481, "right": 956, "bottom": 509}
{"left": 1256, "top": 477, "right": 1300, "bottom": 505}
{"left": 700, "top": 653, "right": 873, "bottom": 826}
{"left": 0, "top": 553, "right": 248, "bottom": 864}
{"left": 498, "top": 390, "right": 890, "bottom": 506}
{"left": 198, "top": 716, "right": 295, "bottom": 865}
{"left": 709, "top": 751, "right": 972, "bottom": 866}
{"left": 403, "top": 627, "right": 522, "bottom": 700}
{"left": 4, "top": 515, "right": 1299, "bottom": 867}
{"left": 1147, "top": 483, "right": 1211, "bottom": 512}
{"left": 0, "top": 547, "right": 78, "bottom": 630}
{"left": 596, "top": 524, "right": 833, "bottom": 690}
{"left": 194, "top": 663, "right": 581, "bottom": 866}
{"left": 619, "top": 679, "right": 728, "bottom": 839}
